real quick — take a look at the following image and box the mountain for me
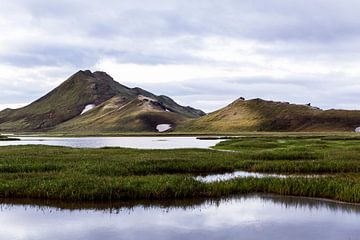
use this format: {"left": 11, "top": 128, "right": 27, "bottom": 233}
{"left": 54, "top": 95, "right": 188, "bottom": 132}
{"left": 177, "top": 98, "right": 360, "bottom": 132}
{"left": 4, "top": 71, "right": 360, "bottom": 133}
{"left": 0, "top": 70, "right": 205, "bottom": 132}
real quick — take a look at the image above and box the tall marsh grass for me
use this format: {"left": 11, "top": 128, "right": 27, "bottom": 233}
{"left": 0, "top": 134, "right": 360, "bottom": 202}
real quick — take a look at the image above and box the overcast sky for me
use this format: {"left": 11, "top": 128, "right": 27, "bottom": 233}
{"left": 1, "top": 0, "right": 360, "bottom": 112}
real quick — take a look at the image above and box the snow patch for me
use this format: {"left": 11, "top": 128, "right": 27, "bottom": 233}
{"left": 355, "top": 127, "right": 360, "bottom": 132}
{"left": 156, "top": 124, "right": 172, "bottom": 132}
{"left": 81, "top": 104, "right": 95, "bottom": 115}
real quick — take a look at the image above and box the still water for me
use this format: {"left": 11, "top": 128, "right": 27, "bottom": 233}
{"left": 0, "top": 195, "right": 359, "bottom": 240}
{"left": 0, "top": 137, "right": 222, "bottom": 149}
{"left": 195, "top": 171, "right": 321, "bottom": 183}
{"left": 195, "top": 171, "right": 289, "bottom": 182}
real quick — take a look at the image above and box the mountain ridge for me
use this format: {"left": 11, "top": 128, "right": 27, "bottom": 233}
{"left": 176, "top": 98, "right": 360, "bottom": 132}
{"left": 0, "top": 70, "right": 205, "bottom": 132}
{"left": 2, "top": 70, "right": 360, "bottom": 133}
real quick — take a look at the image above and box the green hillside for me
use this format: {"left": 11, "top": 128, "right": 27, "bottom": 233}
{"left": 177, "top": 98, "right": 360, "bottom": 132}
{"left": 54, "top": 95, "right": 186, "bottom": 132}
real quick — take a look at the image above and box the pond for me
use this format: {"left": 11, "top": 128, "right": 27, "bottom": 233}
{"left": 0, "top": 194, "right": 359, "bottom": 240}
{"left": 0, "top": 136, "right": 223, "bottom": 149}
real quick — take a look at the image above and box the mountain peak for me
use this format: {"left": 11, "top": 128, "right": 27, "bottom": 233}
{"left": 93, "top": 71, "right": 111, "bottom": 77}
{"left": 82, "top": 69, "right": 93, "bottom": 75}
{"left": 93, "top": 71, "right": 108, "bottom": 75}
{"left": 73, "top": 70, "right": 94, "bottom": 77}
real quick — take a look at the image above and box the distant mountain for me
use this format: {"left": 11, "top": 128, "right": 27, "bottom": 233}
{"left": 0, "top": 70, "right": 205, "bottom": 132}
{"left": 177, "top": 98, "right": 360, "bottom": 132}
{"left": 3, "top": 71, "right": 360, "bottom": 133}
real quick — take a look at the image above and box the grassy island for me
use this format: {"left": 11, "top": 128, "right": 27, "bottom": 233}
{"left": 0, "top": 134, "right": 359, "bottom": 203}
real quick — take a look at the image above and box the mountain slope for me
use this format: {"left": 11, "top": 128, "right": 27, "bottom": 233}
{"left": 0, "top": 70, "right": 205, "bottom": 132}
{"left": 177, "top": 98, "right": 360, "bottom": 132}
{"left": 131, "top": 87, "right": 204, "bottom": 118}
{"left": 54, "top": 95, "right": 186, "bottom": 132}
{"left": 0, "top": 70, "right": 136, "bottom": 131}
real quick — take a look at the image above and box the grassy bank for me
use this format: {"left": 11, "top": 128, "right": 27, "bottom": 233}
{"left": 0, "top": 135, "right": 19, "bottom": 141}
{"left": 0, "top": 135, "right": 360, "bottom": 203}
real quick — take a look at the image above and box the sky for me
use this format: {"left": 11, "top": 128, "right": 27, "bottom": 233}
{"left": 1, "top": 0, "right": 360, "bottom": 112}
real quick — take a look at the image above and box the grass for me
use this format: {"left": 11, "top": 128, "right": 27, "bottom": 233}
{"left": 0, "top": 135, "right": 19, "bottom": 141}
{"left": 0, "top": 134, "right": 360, "bottom": 203}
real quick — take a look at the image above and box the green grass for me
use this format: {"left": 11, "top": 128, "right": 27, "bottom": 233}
{"left": 1, "top": 135, "right": 360, "bottom": 203}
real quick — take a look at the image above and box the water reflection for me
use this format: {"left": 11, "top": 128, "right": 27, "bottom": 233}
{"left": 0, "top": 194, "right": 359, "bottom": 240}
{"left": 0, "top": 137, "right": 223, "bottom": 149}
{"left": 195, "top": 171, "right": 288, "bottom": 182}
{"left": 195, "top": 171, "right": 320, "bottom": 183}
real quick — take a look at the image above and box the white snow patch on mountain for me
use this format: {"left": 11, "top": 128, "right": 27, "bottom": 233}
{"left": 156, "top": 124, "right": 172, "bottom": 132}
{"left": 81, "top": 104, "right": 95, "bottom": 115}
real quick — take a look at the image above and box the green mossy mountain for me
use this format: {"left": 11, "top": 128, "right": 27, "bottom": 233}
{"left": 54, "top": 95, "right": 188, "bottom": 132}
{"left": 177, "top": 98, "right": 360, "bottom": 132}
{"left": 0, "top": 70, "right": 205, "bottom": 132}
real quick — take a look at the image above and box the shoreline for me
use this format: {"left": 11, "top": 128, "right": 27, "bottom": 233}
{"left": 1, "top": 193, "right": 360, "bottom": 210}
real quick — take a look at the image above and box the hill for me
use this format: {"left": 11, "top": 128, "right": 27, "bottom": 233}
{"left": 0, "top": 70, "right": 205, "bottom": 132}
{"left": 54, "top": 95, "right": 187, "bottom": 132}
{"left": 177, "top": 98, "right": 360, "bottom": 132}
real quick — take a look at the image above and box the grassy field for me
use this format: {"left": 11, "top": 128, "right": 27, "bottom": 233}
{"left": 0, "top": 135, "right": 360, "bottom": 203}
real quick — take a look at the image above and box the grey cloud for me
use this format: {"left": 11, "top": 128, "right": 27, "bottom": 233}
{"left": 0, "top": 46, "right": 98, "bottom": 68}
{"left": 2, "top": 0, "right": 360, "bottom": 68}
{"left": 7, "top": 1, "right": 360, "bottom": 40}
{"left": 1, "top": 0, "right": 360, "bottom": 112}
{"left": 0, "top": 42, "right": 203, "bottom": 68}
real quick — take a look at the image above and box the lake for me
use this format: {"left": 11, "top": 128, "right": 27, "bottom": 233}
{"left": 0, "top": 136, "right": 223, "bottom": 149}
{"left": 0, "top": 194, "right": 359, "bottom": 240}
